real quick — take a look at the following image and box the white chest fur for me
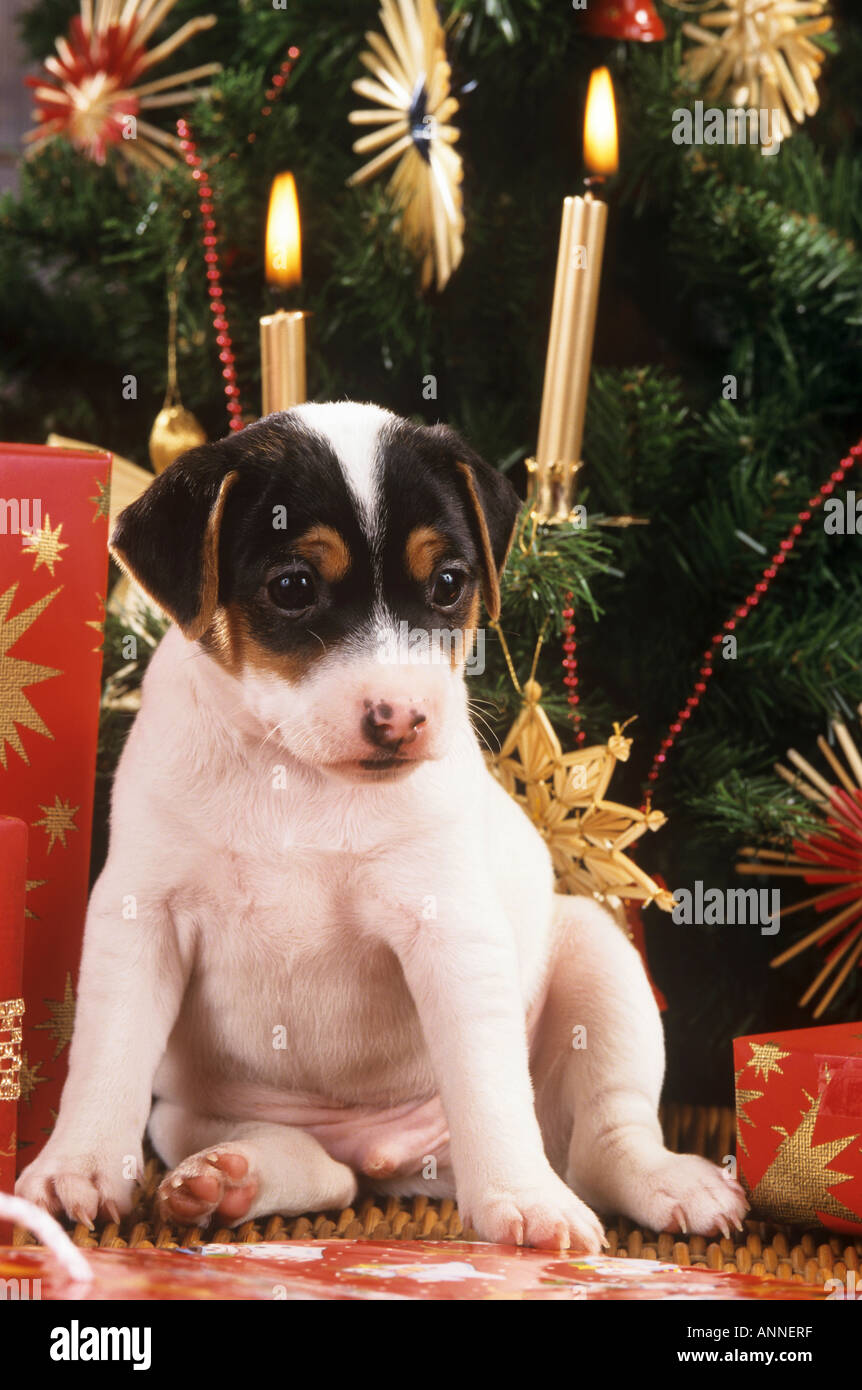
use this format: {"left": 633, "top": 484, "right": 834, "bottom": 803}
{"left": 102, "top": 629, "right": 554, "bottom": 1123}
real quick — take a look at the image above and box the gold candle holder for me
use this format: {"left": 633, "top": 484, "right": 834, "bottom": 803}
{"left": 525, "top": 457, "right": 583, "bottom": 526}
{"left": 260, "top": 309, "right": 308, "bottom": 415}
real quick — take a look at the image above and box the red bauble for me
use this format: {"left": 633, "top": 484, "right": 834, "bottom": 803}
{"left": 580, "top": 0, "right": 666, "bottom": 42}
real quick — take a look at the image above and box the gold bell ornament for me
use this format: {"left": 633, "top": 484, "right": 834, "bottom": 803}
{"left": 149, "top": 258, "right": 207, "bottom": 473}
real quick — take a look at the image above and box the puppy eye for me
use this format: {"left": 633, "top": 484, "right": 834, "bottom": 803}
{"left": 430, "top": 567, "right": 467, "bottom": 611}
{"left": 267, "top": 566, "right": 317, "bottom": 613}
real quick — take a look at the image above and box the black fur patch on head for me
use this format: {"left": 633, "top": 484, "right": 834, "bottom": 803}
{"left": 112, "top": 409, "right": 521, "bottom": 667}
{"left": 112, "top": 414, "right": 373, "bottom": 653}
{"left": 205, "top": 416, "right": 377, "bottom": 665}
{"left": 379, "top": 418, "right": 521, "bottom": 623}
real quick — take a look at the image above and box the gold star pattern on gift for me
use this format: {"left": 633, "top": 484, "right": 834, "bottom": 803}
{"left": 90, "top": 476, "right": 111, "bottom": 523}
{"left": 41, "top": 1107, "right": 60, "bottom": 1138}
{"left": 347, "top": 0, "right": 464, "bottom": 291}
{"left": 35, "top": 973, "right": 75, "bottom": 1060}
{"left": 734, "top": 1067, "right": 764, "bottom": 1158}
{"left": 25, "top": 878, "right": 47, "bottom": 922}
{"left": 0, "top": 583, "right": 61, "bottom": 770}
{"left": 673, "top": 0, "right": 831, "bottom": 140}
{"left": 746, "top": 1041, "right": 791, "bottom": 1083}
{"left": 488, "top": 677, "right": 674, "bottom": 909}
{"left": 18, "top": 1051, "right": 47, "bottom": 1106}
{"left": 20, "top": 513, "right": 68, "bottom": 576}
{"left": 33, "top": 796, "right": 79, "bottom": 854}
{"left": 86, "top": 592, "right": 106, "bottom": 653}
{"left": 750, "top": 1088, "right": 861, "bottom": 1225}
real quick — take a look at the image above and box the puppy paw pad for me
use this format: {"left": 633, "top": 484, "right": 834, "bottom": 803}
{"left": 158, "top": 1148, "right": 259, "bottom": 1226}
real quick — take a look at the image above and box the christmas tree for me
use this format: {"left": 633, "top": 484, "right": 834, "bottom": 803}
{"left": 2, "top": 0, "right": 860, "bottom": 1103}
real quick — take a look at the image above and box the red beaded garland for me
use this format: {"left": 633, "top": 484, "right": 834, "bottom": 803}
{"left": 250, "top": 46, "right": 301, "bottom": 136}
{"left": 178, "top": 116, "right": 246, "bottom": 431}
{"left": 562, "top": 593, "right": 586, "bottom": 745}
{"left": 175, "top": 47, "right": 301, "bottom": 433}
{"left": 644, "top": 441, "right": 862, "bottom": 792}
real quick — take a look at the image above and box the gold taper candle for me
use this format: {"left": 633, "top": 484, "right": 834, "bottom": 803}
{"left": 533, "top": 68, "right": 617, "bottom": 522}
{"left": 535, "top": 193, "right": 607, "bottom": 474}
{"left": 260, "top": 172, "right": 307, "bottom": 414}
{"left": 260, "top": 309, "right": 307, "bottom": 415}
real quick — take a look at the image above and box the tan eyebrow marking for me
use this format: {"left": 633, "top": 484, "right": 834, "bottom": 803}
{"left": 405, "top": 525, "right": 449, "bottom": 583}
{"left": 291, "top": 525, "right": 351, "bottom": 583}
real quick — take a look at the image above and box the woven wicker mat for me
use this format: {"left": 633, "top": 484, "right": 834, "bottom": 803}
{"left": 19, "top": 1104, "right": 862, "bottom": 1287}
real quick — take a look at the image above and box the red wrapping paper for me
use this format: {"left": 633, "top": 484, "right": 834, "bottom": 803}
{"left": 0, "top": 1240, "right": 828, "bottom": 1301}
{"left": 734, "top": 1021, "right": 862, "bottom": 1234}
{"left": 0, "top": 443, "right": 110, "bottom": 1169}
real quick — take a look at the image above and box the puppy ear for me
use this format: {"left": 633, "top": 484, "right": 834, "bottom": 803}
{"left": 427, "top": 425, "right": 522, "bottom": 621}
{"left": 110, "top": 445, "right": 239, "bottom": 641}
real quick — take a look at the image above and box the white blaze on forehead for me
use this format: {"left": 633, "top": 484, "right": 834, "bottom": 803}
{"left": 337, "top": 599, "right": 400, "bottom": 666}
{"left": 290, "top": 401, "right": 392, "bottom": 551}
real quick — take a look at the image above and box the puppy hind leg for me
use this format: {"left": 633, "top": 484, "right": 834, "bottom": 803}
{"left": 149, "top": 1100, "right": 358, "bottom": 1227}
{"left": 533, "top": 897, "right": 748, "bottom": 1238}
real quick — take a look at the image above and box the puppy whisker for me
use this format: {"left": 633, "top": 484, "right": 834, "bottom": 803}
{"left": 468, "top": 708, "right": 501, "bottom": 753}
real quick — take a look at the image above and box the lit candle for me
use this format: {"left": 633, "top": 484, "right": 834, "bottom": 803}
{"left": 531, "top": 67, "right": 618, "bottom": 523}
{"left": 260, "top": 172, "right": 307, "bottom": 415}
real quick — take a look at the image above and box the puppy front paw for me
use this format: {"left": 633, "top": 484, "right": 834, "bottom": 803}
{"left": 462, "top": 1172, "right": 605, "bottom": 1253}
{"left": 16, "top": 1144, "right": 140, "bottom": 1229}
{"left": 628, "top": 1152, "right": 749, "bottom": 1239}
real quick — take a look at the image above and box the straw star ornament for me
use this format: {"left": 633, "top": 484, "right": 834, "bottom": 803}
{"left": 672, "top": 0, "right": 832, "bottom": 139}
{"left": 738, "top": 711, "right": 862, "bottom": 1016}
{"left": 488, "top": 674, "right": 673, "bottom": 910}
{"left": 25, "top": 0, "right": 221, "bottom": 171}
{"left": 348, "top": 0, "right": 464, "bottom": 291}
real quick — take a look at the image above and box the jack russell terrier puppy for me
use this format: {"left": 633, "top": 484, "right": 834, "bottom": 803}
{"left": 18, "top": 403, "right": 747, "bottom": 1249}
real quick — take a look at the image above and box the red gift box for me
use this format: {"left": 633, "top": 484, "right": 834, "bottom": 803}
{"left": 734, "top": 1022, "right": 862, "bottom": 1234}
{"left": 0, "top": 443, "right": 110, "bottom": 1169}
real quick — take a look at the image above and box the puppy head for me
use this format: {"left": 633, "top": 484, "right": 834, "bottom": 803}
{"left": 111, "top": 403, "right": 521, "bottom": 782}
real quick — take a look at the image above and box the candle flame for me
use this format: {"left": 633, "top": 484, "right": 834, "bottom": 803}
{"left": 265, "top": 172, "right": 302, "bottom": 289}
{"left": 583, "top": 67, "right": 618, "bottom": 177}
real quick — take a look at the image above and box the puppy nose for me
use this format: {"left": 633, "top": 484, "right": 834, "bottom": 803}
{"left": 362, "top": 700, "right": 426, "bottom": 751}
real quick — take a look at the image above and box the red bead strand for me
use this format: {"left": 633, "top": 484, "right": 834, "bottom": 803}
{"left": 644, "top": 440, "right": 862, "bottom": 794}
{"left": 177, "top": 117, "right": 245, "bottom": 432}
{"left": 562, "top": 592, "right": 586, "bottom": 746}
{"left": 249, "top": 46, "right": 300, "bottom": 140}
{"left": 177, "top": 47, "right": 301, "bottom": 430}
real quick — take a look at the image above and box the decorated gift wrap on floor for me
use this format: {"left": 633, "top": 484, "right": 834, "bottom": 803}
{"left": 734, "top": 1022, "right": 862, "bottom": 1234}
{"left": 0, "top": 443, "right": 111, "bottom": 1167}
{"left": 0, "top": 1239, "right": 826, "bottom": 1302}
